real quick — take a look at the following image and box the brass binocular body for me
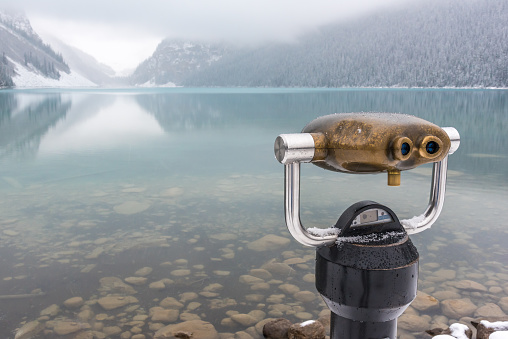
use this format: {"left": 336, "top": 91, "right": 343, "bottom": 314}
{"left": 276, "top": 113, "right": 454, "bottom": 186}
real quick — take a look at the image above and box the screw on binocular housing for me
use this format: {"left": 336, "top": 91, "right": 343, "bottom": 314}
{"left": 274, "top": 113, "right": 460, "bottom": 339}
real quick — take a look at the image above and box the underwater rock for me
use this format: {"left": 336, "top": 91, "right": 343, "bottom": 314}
{"left": 428, "top": 269, "right": 456, "bottom": 282}
{"left": 203, "top": 283, "right": 223, "bottom": 292}
{"left": 40, "top": 304, "right": 60, "bottom": 317}
{"left": 53, "top": 320, "right": 90, "bottom": 335}
{"left": 263, "top": 318, "right": 292, "bottom": 339}
{"left": 248, "top": 310, "right": 266, "bottom": 322}
{"left": 279, "top": 284, "right": 300, "bottom": 295}
{"left": 474, "top": 303, "right": 507, "bottom": 318}
{"left": 261, "top": 261, "right": 294, "bottom": 276}
{"left": 186, "top": 302, "right": 201, "bottom": 311}
{"left": 63, "top": 297, "right": 84, "bottom": 309}
{"left": 171, "top": 269, "right": 191, "bottom": 277}
{"left": 134, "top": 267, "right": 153, "bottom": 277}
{"left": 213, "top": 270, "right": 231, "bottom": 276}
{"left": 125, "top": 277, "right": 147, "bottom": 286}
{"left": 234, "top": 331, "right": 253, "bottom": 339}
{"left": 179, "top": 292, "right": 198, "bottom": 302}
{"left": 239, "top": 275, "right": 264, "bottom": 285}
{"left": 14, "top": 320, "right": 44, "bottom": 339}
{"left": 209, "top": 233, "right": 238, "bottom": 241}
{"left": 122, "top": 187, "right": 146, "bottom": 193}
{"left": 499, "top": 297, "right": 508, "bottom": 313}
{"left": 398, "top": 313, "right": 431, "bottom": 332}
{"left": 179, "top": 312, "right": 200, "bottom": 321}
{"left": 150, "top": 307, "right": 179, "bottom": 323}
{"left": 288, "top": 320, "right": 326, "bottom": 339}
{"left": 154, "top": 320, "right": 219, "bottom": 339}
{"left": 113, "top": 201, "right": 150, "bottom": 215}
{"left": 412, "top": 291, "right": 440, "bottom": 312}
{"left": 231, "top": 314, "right": 258, "bottom": 327}
{"left": 250, "top": 282, "right": 270, "bottom": 291}
{"left": 294, "top": 291, "right": 316, "bottom": 303}
{"left": 451, "top": 280, "right": 488, "bottom": 292}
{"left": 160, "top": 297, "right": 184, "bottom": 309}
{"left": 441, "top": 298, "right": 477, "bottom": 318}
{"left": 283, "top": 258, "right": 307, "bottom": 265}
{"left": 77, "top": 309, "right": 94, "bottom": 322}
{"left": 84, "top": 246, "right": 104, "bottom": 259}
{"left": 161, "top": 187, "right": 184, "bottom": 197}
{"left": 433, "top": 290, "right": 462, "bottom": 301}
{"left": 247, "top": 235, "right": 290, "bottom": 251}
{"left": 97, "top": 296, "right": 138, "bottom": 310}
{"left": 149, "top": 280, "right": 166, "bottom": 290}
{"left": 103, "top": 326, "right": 122, "bottom": 336}
{"left": 302, "top": 274, "right": 315, "bottom": 283}
{"left": 99, "top": 277, "right": 137, "bottom": 295}
{"left": 249, "top": 269, "right": 272, "bottom": 280}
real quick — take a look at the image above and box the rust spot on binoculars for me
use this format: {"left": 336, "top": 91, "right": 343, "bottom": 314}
{"left": 302, "top": 113, "right": 451, "bottom": 185}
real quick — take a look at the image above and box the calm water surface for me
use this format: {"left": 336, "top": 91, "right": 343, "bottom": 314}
{"left": 0, "top": 88, "right": 507, "bottom": 338}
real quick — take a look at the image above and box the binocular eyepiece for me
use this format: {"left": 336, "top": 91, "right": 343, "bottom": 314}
{"left": 275, "top": 113, "right": 459, "bottom": 186}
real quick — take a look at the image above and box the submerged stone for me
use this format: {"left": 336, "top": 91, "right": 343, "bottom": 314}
{"left": 411, "top": 291, "right": 439, "bottom": 311}
{"left": 247, "top": 235, "right": 290, "bottom": 251}
{"left": 99, "top": 277, "right": 137, "bottom": 295}
{"left": 97, "top": 296, "right": 138, "bottom": 310}
{"left": 125, "top": 277, "right": 148, "bottom": 286}
{"left": 53, "top": 320, "right": 90, "bottom": 335}
{"left": 63, "top": 297, "right": 84, "bottom": 309}
{"left": 113, "top": 201, "right": 150, "bottom": 215}
{"left": 14, "top": 320, "right": 45, "bottom": 339}
{"left": 40, "top": 304, "right": 60, "bottom": 317}
{"left": 134, "top": 267, "right": 153, "bottom": 277}
{"left": 154, "top": 320, "right": 219, "bottom": 339}
{"left": 441, "top": 298, "right": 477, "bottom": 318}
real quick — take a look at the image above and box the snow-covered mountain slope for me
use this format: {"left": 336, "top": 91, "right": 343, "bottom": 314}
{"left": 42, "top": 35, "right": 118, "bottom": 86}
{"left": 11, "top": 60, "right": 95, "bottom": 88}
{"left": 0, "top": 9, "right": 97, "bottom": 88}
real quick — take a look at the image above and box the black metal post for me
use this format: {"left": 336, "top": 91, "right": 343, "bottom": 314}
{"left": 315, "top": 201, "right": 419, "bottom": 339}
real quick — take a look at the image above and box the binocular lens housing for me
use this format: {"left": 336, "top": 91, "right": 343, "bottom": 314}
{"left": 401, "top": 142, "right": 411, "bottom": 156}
{"left": 426, "top": 141, "right": 439, "bottom": 155}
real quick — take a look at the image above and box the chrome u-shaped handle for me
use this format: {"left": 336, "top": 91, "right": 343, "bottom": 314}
{"left": 277, "top": 127, "right": 460, "bottom": 247}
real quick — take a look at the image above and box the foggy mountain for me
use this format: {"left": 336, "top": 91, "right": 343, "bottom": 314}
{"left": 132, "top": 0, "right": 508, "bottom": 88}
{"left": 42, "top": 36, "right": 119, "bottom": 86}
{"left": 130, "top": 39, "right": 230, "bottom": 87}
{"left": 0, "top": 10, "right": 95, "bottom": 88}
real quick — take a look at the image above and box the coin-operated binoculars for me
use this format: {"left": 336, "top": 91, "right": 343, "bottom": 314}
{"left": 274, "top": 113, "right": 460, "bottom": 339}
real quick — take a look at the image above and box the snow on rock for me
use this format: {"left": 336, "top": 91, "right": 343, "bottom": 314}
{"left": 481, "top": 321, "right": 508, "bottom": 331}
{"left": 11, "top": 60, "right": 96, "bottom": 88}
{"left": 300, "top": 320, "right": 316, "bottom": 327}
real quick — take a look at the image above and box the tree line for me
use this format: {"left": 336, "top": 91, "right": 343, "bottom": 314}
{"left": 180, "top": 0, "right": 508, "bottom": 88}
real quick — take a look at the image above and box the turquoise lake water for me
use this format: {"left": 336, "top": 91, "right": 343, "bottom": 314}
{"left": 0, "top": 88, "right": 507, "bottom": 338}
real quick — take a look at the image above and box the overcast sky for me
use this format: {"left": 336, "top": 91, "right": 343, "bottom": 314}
{"left": 1, "top": 0, "right": 414, "bottom": 74}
